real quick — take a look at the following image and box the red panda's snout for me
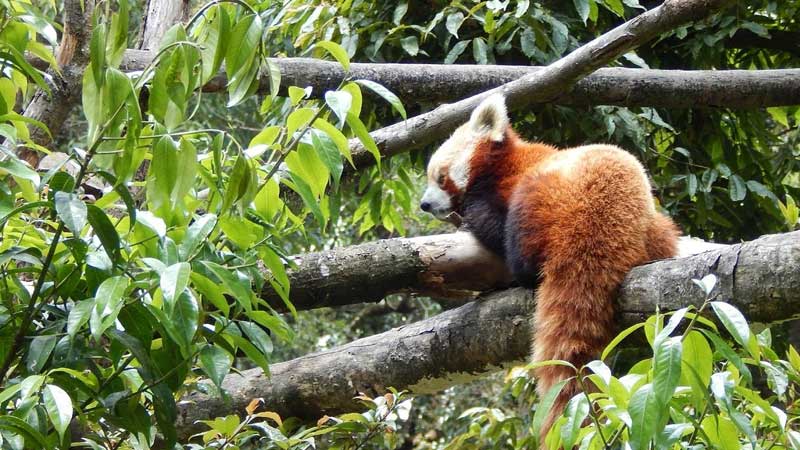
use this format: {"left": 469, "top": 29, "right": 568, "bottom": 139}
{"left": 420, "top": 182, "right": 455, "bottom": 219}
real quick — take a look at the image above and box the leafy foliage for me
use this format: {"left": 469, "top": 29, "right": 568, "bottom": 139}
{"left": 0, "top": 0, "right": 402, "bottom": 447}
{"left": 444, "top": 276, "right": 800, "bottom": 450}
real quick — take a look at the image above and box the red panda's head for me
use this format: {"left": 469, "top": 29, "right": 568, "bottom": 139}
{"left": 420, "top": 93, "right": 509, "bottom": 220}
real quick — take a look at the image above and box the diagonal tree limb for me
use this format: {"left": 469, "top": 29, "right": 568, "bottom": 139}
{"left": 343, "top": 0, "right": 734, "bottom": 170}
{"left": 177, "top": 231, "right": 800, "bottom": 440}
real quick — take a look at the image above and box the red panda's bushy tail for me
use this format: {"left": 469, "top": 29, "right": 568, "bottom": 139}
{"left": 530, "top": 211, "right": 680, "bottom": 448}
{"left": 532, "top": 275, "right": 617, "bottom": 448}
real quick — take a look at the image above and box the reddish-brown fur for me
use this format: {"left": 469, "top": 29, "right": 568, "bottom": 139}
{"left": 461, "top": 129, "right": 680, "bottom": 447}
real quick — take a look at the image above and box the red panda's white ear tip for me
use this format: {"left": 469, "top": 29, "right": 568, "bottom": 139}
{"left": 469, "top": 93, "right": 509, "bottom": 142}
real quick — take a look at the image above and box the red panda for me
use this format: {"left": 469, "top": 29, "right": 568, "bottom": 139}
{"left": 421, "top": 94, "right": 680, "bottom": 446}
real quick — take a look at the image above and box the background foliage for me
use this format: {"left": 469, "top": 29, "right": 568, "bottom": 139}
{"left": 0, "top": 0, "right": 798, "bottom": 449}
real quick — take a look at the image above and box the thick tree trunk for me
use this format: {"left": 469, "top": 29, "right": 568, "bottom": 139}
{"left": 176, "top": 231, "right": 800, "bottom": 440}
{"left": 138, "top": 0, "right": 190, "bottom": 50}
{"left": 114, "top": 51, "right": 800, "bottom": 109}
{"left": 15, "top": 0, "right": 94, "bottom": 167}
{"left": 15, "top": 0, "right": 190, "bottom": 168}
{"left": 261, "top": 232, "right": 724, "bottom": 312}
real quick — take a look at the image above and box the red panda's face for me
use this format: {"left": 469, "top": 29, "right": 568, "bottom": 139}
{"left": 420, "top": 93, "right": 509, "bottom": 220}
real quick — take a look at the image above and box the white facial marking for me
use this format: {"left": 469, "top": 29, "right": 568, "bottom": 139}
{"left": 420, "top": 183, "right": 452, "bottom": 219}
{"left": 422, "top": 93, "right": 511, "bottom": 220}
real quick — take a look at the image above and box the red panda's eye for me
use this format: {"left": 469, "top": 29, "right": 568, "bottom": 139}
{"left": 437, "top": 173, "right": 446, "bottom": 185}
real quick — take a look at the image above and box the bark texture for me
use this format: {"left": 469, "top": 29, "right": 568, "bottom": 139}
{"left": 263, "top": 62, "right": 800, "bottom": 110}
{"left": 262, "top": 232, "right": 512, "bottom": 311}
{"left": 176, "top": 231, "right": 800, "bottom": 440}
{"left": 138, "top": 0, "right": 190, "bottom": 50}
{"left": 344, "top": 0, "right": 734, "bottom": 169}
{"left": 114, "top": 51, "right": 800, "bottom": 109}
{"left": 16, "top": 0, "right": 94, "bottom": 167}
{"left": 262, "top": 233, "right": 724, "bottom": 312}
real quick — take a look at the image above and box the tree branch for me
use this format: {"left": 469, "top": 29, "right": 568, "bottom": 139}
{"left": 110, "top": 51, "right": 800, "bottom": 109}
{"left": 261, "top": 232, "right": 724, "bottom": 312}
{"left": 344, "top": 0, "right": 734, "bottom": 170}
{"left": 177, "top": 231, "right": 800, "bottom": 441}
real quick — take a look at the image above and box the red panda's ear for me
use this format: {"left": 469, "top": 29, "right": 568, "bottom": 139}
{"left": 468, "top": 93, "right": 508, "bottom": 142}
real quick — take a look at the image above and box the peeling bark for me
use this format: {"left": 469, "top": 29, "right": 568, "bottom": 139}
{"left": 262, "top": 233, "right": 724, "bottom": 312}
{"left": 176, "top": 231, "right": 799, "bottom": 440}
{"left": 262, "top": 232, "right": 512, "bottom": 311}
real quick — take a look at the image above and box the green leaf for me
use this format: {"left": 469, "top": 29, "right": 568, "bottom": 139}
{"left": 288, "top": 86, "right": 307, "bottom": 105}
{"left": 87, "top": 204, "right": 121, "bottom": 263}
{"left": 574, "top": 0, "right": 591, "bottom": 22}
{"left": 162, "top": 290, "right": 199, "bottom": 353}
{"left": 602, "top": 0, "right": 625, "bottom": 16}
{"left": 42, "top": 384, "right": 73, "bottom": 440}
{"left": 346, "top": 112, "right": 380, "bottom": 168}
{"left": 400, "top": 36, "right": 419, "bottom": 56}
{"left": 264, "top": 58, "right": 281, "bottom": 99}
{"left": 729, "top": 174, "right": 747, "bottom": 202}
{"left": 652, "top": 336, "right": 682, "bottom": 405}
{"left": 179, "top": 214, "right": 217, "bottom": 260}
{"left": 311, "top": 129, "right": 344, "bottom": 190}
{"left": 560, "top": 394, "right": 589, "bottom": 450}
{"left": 767, "top": 106, "right": 789, "bottom": 127}
{"left": 710, "top": 301, "right": 758, "bottom": 358}
{"left": 201, "top": 262, "right": 253, "bottom": 311}
{"left": 286, "top": 107, "right": 316, "bottom": 136}
{"left": 355, "top": 79, "right": 407, "bottom": 120}
{"left": 152, "top": 382, "right": 178, "bottom": 447}
{"left": 0, "top": 416, "right": 52, "bottom": 450}
{"left": 199, "top": 345, "right": 233, "bottom": 388}
{"left": 325, "top": 91, "right": 352, "bottom": 126}
{"left": 686, "top": 173, "right": 698, "bottom": 197}
{"left": 531, "top": 379, "right": 569, "bottom": 448}
{"left": 444, "top": 40, "right": 469, "bottom": 64}
{"left": 628, "top": 384, "right": 659, "bottom": 450}
{"left": 0, "top": 157, "right": 40, "bottom": 187}
{"left": 701, "top": 415, "right": 739, "bottom": 450}
{"left": 681, "top": 330, "right": 712, "bottom": 405}
{"left": 314, "top": 118, "right": 353, "bottom": 167}
{"left": 446, "top": 12, "right": 464, "bottom": 37}
{"left": 238, "top": 321, "right": 273, "bottom": 357}
{"left": 472, "top": 37, "right": 489, "bottom": 64}
{"left": 90, "top": 276, "right": 129, "bottom": 341}
{"left": 26, "top": 334, "right": 57, "bottom": 373}
{"left": 161, "top": 262, "right": 191, "bottom": 309}
{"left": 316, "top": 41, "right": 351, "bottom": 71}
{"left": 67, "top": 299, "right": 94, "bottom": 339}
{"left": 54, "top": 192, "right": 87, "bottom": 235}
{"left": 96, "top": 171, "right": 137, "bottom": 229}
{"left": 289, "top": 171, "right": 326, "bottom": 228}
{"left": 602, "top": 322, "right": 646, "bottom": 360}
